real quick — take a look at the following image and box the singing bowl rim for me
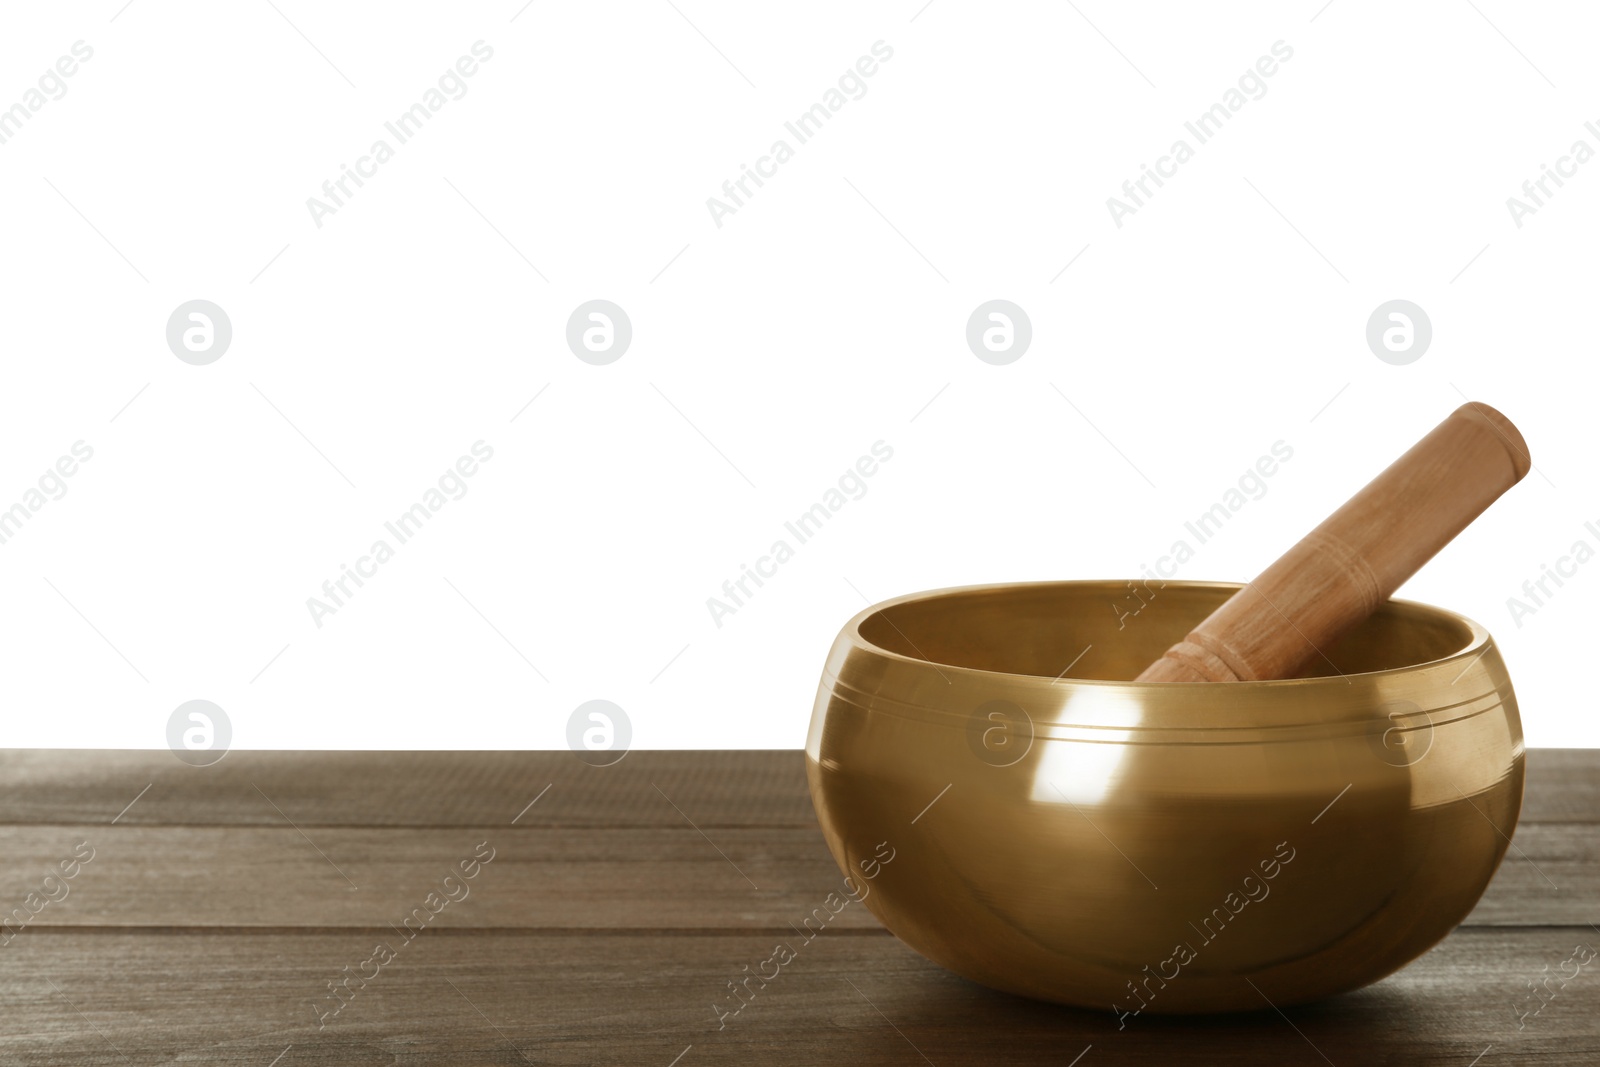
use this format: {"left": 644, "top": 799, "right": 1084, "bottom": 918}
{"left": 835, "top": 578, "right": 1490, "bottom": 687}
{"left": 815, "top": 580, "right": 1510, "bottom": 739}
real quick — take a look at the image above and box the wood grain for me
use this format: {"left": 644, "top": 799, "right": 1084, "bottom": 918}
{"left": 0, "top": 826, "right": 882, "bottom": 931}
{"left": 0, "top": 750, "right": 815, "bottom": 828}
{"left": 0, "top": 822, "right": 1590, "bottom": 929}
{"left": 3, "top": 928, "right": 1597, "bottom": 1065}
{"left": 0, "top": 747, "right": 1595, "bottom": 1064}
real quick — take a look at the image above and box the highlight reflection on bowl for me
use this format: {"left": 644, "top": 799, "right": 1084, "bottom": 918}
{"left": 806, "top": 581, "right": 1523, "bottom": 1014}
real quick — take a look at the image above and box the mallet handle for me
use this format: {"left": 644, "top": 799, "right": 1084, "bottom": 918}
{"left": 1136, "top": 402, "right": 1530, "bottom": 683}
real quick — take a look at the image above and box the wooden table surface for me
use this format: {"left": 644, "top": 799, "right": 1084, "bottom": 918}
{"left": 1, "top": 748, "right": 1596, "bottom": 1065}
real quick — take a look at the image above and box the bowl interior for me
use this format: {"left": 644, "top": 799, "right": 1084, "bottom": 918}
{"left": 855, "top": 581, "right": 1478, "bottom": 681}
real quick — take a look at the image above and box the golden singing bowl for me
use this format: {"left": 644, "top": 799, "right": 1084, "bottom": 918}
{"left": 806, "top": 580, "right": 1523, "bottom": 1014}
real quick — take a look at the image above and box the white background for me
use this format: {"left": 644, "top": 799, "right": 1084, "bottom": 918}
{"left": 1, "top": 1, "right": 1594, "bottom": 750}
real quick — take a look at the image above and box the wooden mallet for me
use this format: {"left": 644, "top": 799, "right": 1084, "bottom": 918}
{"left": 1137, "top": 402, "right": 1530, "bottom": 683}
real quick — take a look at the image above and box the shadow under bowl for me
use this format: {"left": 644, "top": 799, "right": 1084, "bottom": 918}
{"left": 806, "top": 580, "right": 1523, "bottom": 1014}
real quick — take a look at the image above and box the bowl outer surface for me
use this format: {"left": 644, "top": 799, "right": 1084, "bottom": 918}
{"left": 806, "top": 581, "right": 1524, "bottom": 1014}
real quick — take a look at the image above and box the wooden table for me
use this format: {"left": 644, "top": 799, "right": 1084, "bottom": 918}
{"left": 1, "top": 749, "right": 1595, "bottom": 1064}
